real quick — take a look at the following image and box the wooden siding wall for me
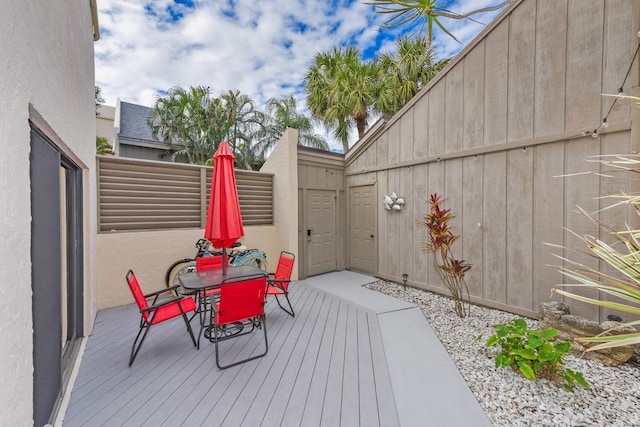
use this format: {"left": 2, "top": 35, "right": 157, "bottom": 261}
{"left": 345, "top": 0, "right": 640, "bottom": 320}
{"left": 98, "top": 156, "right": 274, "bottom": 232}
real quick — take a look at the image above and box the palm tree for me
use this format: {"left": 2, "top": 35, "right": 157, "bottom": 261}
{"left": 96, "top": 136, "right": 114, "bottom": 155}
{"left": 254, "top": 95, "right": 329, "bottom": 157}
{"left": 149, "top": 85, "right": 229, "bottom": 165}
{"left": 305, "top": 46, "right": 392, "bottom": 153}
{"left": 366, "top": 0, "right": 513, "bottom": 48}
{"left": 219, "top": 90, "right": 265, "bottom": 168}
{"left": 379, "top": 36, "right": 450, "bottom": 112}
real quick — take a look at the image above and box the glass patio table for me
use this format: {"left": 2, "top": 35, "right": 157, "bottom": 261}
{"left": 178, "top": 265, "right": 266, "bottom": 346}
{"left": 178, "top": 265, "right": 265, "bottom": 292}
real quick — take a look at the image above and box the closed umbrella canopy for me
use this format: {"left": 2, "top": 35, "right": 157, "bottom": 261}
{"left": 204, "top": 142, "right": 244, "bottom": 272}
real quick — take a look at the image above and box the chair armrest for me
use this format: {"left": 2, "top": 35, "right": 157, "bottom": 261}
{"left": 143, "top": 285, "right": 180, "bottom": 299}
{"left": 268, "top": 278, "right": 291, "bottom": 285}
{"left": 140, "top": 296, "right": 184, "bottom": 313}
{"left": 267, "top": 279, "right": 291, "bottom": 292}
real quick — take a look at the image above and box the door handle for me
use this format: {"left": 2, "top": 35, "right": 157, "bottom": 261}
{"left": 370, "top": 234, "right": 374, "bottom": 238}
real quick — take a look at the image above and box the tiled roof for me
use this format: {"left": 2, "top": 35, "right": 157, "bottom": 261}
{"left": 118, "top": 101, "right": 161, "bottom": 143}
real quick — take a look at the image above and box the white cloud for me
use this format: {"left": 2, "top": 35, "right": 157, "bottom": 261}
{"left": 95, "top": 0, "right": 509, "bottom": 150}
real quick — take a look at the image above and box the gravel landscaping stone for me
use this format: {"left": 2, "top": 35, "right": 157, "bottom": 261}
{"left": 364, "top": 280, "right": 640, "bottom": 427}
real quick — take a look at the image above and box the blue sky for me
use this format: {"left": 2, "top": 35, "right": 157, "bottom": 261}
{"left": 95, "top": 0, "right": 508, "bottom": 148}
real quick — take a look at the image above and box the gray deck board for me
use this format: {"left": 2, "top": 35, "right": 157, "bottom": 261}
{"left": 341, "top": 305, "right": 360, "bottom": 426}
{"left": 63, "top": 281, "right": 400, "bottom": 427}
{"left": 298, "top": 296, "right": 339, "bottom": 426}
{"left": 368, "top": 309, "right": 400, "bottom": 427}
{"left": 320, "top": 299, "right": 348, "bottom": 427}
{"left": 358, "top": 312, "right": 380, "bottom": 427}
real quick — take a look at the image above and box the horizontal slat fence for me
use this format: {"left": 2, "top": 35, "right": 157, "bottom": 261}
{"left": 98, "top": 156, "right": 273, "bottom": 232}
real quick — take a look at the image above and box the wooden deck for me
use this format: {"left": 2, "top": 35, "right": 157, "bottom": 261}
{"left": 62, "top": 282, "right": 400, "bottom": 426}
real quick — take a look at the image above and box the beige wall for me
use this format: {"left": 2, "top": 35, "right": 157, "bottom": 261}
{"left": 260, "top": 128, "right": 300, "bottom": 278}
{"left": 97, "top": 226, "right": 277, "bottom": 309}
{"left": 96, "top": 104, "right": 116, "bottom": 146}
{"left": 345, "top": 0, "right": 640, "bottom": 321}
{"left": 0, "top": 2, "right": 98, "bottom": 425}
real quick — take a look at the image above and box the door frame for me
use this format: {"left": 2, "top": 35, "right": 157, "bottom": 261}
{"left": 347, "top": 180, "right": 378, "bottom": 275}
{"left": 30, "top": 121, "right": 84, "bottom": 426}
{"left": 305, "top": 188, "right": 338, "bottom": 276}
{"left": 298, "top": 187, "right": 344, "bottom": 278}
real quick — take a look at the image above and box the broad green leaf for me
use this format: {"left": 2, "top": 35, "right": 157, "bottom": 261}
{"left": 538, "top": 348, "right": 556, "bottom": 362}
{"left": 495, "top": 353, "right": 511, "bottom": 368}
{"left": 485, "top": 335, "right": 498, "bottom": 347}
{"left": 518, "top": 361, "right": 536, "bottom": 380}
{"left": 513, "top": 348, "right": 536, "bottom": 360}
{"left": 514, "top": 318, "right": 528, "bottom": 329}
{"left": 527, "top": 335, "right": 545, "bottom": 349}
{"left": 540, "top": 328, "right": 558, "bottom": 340}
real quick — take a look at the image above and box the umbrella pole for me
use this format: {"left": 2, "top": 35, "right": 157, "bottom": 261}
{"left": 222, "top": 249, "right": 227, "bottom": 276}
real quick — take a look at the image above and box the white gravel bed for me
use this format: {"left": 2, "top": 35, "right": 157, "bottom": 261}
{"left": 364, "top": 280, "right": 640, "bottom": 427}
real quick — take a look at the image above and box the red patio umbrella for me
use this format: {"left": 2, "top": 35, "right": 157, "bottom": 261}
{"left": 204, "top": 141, "right": 245, "bottom": 275}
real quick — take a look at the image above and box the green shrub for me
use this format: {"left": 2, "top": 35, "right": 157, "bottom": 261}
{"left": 486, "top": 318, "right": 589, "bottom": 392}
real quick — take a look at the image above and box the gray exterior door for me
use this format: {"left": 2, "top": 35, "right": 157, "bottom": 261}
{"left": 31, "top": 128, "right": 62, "bottom": 427}
{"left": 30, "top": 125, "right": 83, "bottom": 426}
{"left": 306, "top": 189, "right": 337, "bottom": 276}
{"left": 349, "top": 185, "right": 376, "bottom": 274}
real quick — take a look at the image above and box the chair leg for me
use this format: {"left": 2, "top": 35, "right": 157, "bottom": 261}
{"left": 214, "top": 315, "right": 269, "bottom": 370}
{"left": 274, "top": 293, "right": 295, "bottom": 317}
{"left": 181, "top": 311, "right": 197, "bottom": 348}
{"left": 129, "top": 324, "right": 151, "bottom": 367}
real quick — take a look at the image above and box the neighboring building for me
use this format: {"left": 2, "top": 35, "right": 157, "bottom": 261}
{"left": 97, "top": 99, "right": 180, "bottom": 161}
{"left": 96, "top": 104, "right": 116, "bottom": 144}
{"left": 1, "top": 1, "right": 100, "bottom": 426}
{"left": 116, "top": 100, "right": 174, "bottom": 160}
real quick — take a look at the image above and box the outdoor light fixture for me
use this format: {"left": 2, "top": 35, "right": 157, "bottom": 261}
{"left": 383, "top": 192, "right": 405, "bottom": 211}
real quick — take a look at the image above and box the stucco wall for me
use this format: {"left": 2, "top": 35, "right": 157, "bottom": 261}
{"left": 97, "top": 225, "right": 278, "bottom": 310}
{"left": 345, "top": 0, "right": 640, "bottom": 321}
{"left": 96, "top": 104, "right": 116, "bottom": 144}
{"left": 260, "top": 128, "right": 300, "bottom": 278}
{"left": 0, "top": 2, "right": 97, "bottom": 426}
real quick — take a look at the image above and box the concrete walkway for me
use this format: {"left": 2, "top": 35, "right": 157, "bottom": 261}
{"left": 301, "top": 271, "right": 492, "bottom": 427}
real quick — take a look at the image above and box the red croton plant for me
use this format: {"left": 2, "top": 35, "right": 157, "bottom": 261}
{"left": 422, "top": 193, "right": 471, "bottom": 318}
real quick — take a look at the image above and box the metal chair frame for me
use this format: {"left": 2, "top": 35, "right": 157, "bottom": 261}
{"left": 209, "top": 273, "right": 268, "bottom": 369}
{"left": 266, "top": 251, "right": 296, "bottom": 317}
{"left": 126, "top": 270, "right": 197, "bottom": 366}
{"left": 194, "top": 255, "right": 225, "bottom": 348}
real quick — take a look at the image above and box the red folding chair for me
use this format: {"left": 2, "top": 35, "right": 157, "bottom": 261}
{"left": 194, "top": 255, "right": 227, "bottom": 347}
{"left": 126, "top": 270, "right": 197, "bottom": 366}
{"left": 266, "top": 251, "right": 296, "bottom": 317}
{"left": 209, "top": 274, "right": 268, "bottom": 369}
{"left": 196, "top": 254, "right": 227, "bottom": 271}
{"left": 196, "top": 255, "right": 227, "bottom": 301}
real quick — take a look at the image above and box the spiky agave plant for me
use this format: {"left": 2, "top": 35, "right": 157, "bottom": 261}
{"left": 422, "top": 193, "right": 471, "bottom": 317}
{"left": 552, "top": 152, "right": 640, "bottom": 352}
